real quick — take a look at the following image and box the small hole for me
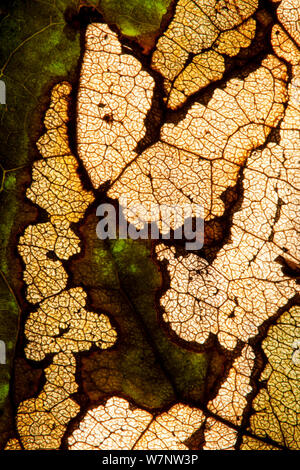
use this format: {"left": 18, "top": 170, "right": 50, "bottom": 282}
{"left": 103, "top": 113, "right": 114, "bottom": 124}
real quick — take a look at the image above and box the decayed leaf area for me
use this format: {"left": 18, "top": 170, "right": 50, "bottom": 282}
{"left": 9, "top": 83, "right": 117, "bottom": 450}
{"left": 6, "top": 0, "right": 300, "bottom": 450}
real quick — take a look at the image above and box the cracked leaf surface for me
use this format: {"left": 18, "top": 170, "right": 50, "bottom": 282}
{"left": 14, "top": 82, "right": 117, "bottom": 450}
{"left": 151, "top": 0, "right": 259, "bottom": 108}
{"left": 155, "top": 59, "right": 300, "bottom": 349}
{"left": 78, "top": 26, "right": 288, "bottom": 230}
{"left": 242, "top": 306, "right": 300, "bottom": 450}
{"left": 2, "top": 0, "right": 300, "bottom": 452}
{"left": 68, "top": 397, "right": 205, "bottom": 450}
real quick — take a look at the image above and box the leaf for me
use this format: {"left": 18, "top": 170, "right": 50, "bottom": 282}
{"left": 95, "top": 0, "right": 173, "bottom": 51}
{"left": 67, "top": 345, "right": 255, "bottom": 450}
{"left": 0, "top": 0, "right": 83, "bottom": 443}
{"left": 9, "top": 79, "right": 221, "bottom": 450}
{"left": 242, "top": 306, "right": 300, "bottom": 450}
{"left": 68, "top": 398, "right": 205, "bottom": 450}
{"left": 151, "top": 0, "right": 259, "bottom": 108}
{"left": 2, "top": 0, "right": 300, "bottom": 451}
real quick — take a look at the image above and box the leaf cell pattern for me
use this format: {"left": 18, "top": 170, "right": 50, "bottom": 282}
{"left": 73, "top": 3, "right": 300, "bottom": 449}
{"left": 151, "top": 0, "right": 259, "bottom": 108}
{"left": 242, "top": 306, "right": 300, "bottom": 450}
{"left": 9, "top": 83, "right": 117, "bottom": 450}
{"left": 77, "top": 23, "right": 155, "bottom": 188}
{"left": 68, "top": 398, "right": 205, "bottom": 450}
{"left": 68, "top": 345, "right": 255, "bottom": 450}
{"left": 3, "top": 0, "right": 300, "bottom": 452}
{"left": 78, "top": 24, "right": 289, "bottom": 230}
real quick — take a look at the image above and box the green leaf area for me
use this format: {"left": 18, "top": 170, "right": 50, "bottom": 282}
{"left": 97, "top": 0, "right": 171, "bottom": 36}
{"left": 95, "top": 0, "right": 173, "bottom": 50}
{"left": 70, "top": 212, "right": 225, "bottom": 411}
